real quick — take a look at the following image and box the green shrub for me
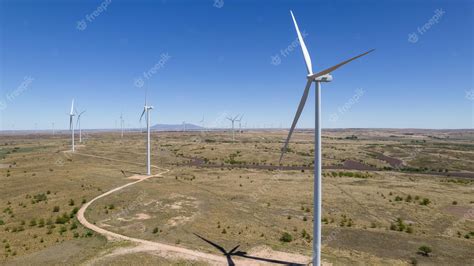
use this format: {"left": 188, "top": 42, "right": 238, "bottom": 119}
{"left": 29, "top": 219, "right": 37, "bottom": 227}
{"left": 59, "top": 226, "right": 67, "bottom": 234}
{"left": 53, "top": 206, "right": 60, "bottom": 212}
{"left": 38, "top": 218, "right": 45, "bottom": 228}
{"left": 279, "top": 232, "right": 293, "bottom": 242}
{"left": 418, "top": 245, "right": 432, "bottom": 256}
{"left": 153, "top": 227, "right": 159, "bottom": 234}
{"left": 420, "top": 198, "right": 431, "bottom": 206}
{"left": 69, "top": 199, "right": 75, "bottom": 206}
{"left": 70, "top": 222, "right": 77, "bottom": 230}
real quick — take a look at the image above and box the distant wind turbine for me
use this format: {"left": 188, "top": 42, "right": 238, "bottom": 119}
{"left": 226, "top": 115, "right": 240, "bottom": 141}
{"left": 69, "top": 99, "right": 76, "bottom": 152}
{"left": 236, "top": 114, "right": 244, "bottom": 134}
{"left": 279, "top": 10, "right": 374, "bottom": 265}
{"left": 200, "top": 115, "right": 205, "bottom": 132}
{"left": 139, "top": 90, "right": 153, "bottom": 176}
{"left": 120, "top": 113, "right": 124, "bottom": 138}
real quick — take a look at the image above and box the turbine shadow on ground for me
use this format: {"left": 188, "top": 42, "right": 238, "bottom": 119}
{"left": 193, "top": 233, "right": 306, "bottom": 266}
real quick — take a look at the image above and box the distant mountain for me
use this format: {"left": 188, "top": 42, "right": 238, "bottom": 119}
{"left": 150, "top": 123, "right": 204, "bottom": 131}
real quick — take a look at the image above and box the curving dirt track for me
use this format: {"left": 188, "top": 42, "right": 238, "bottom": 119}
{"left": 75, "top": 152, "right": 310, "bottom": 265}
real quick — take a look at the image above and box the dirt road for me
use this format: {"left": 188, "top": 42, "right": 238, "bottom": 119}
{"left": 75, "top": 152, "right": 310, "bottom": 265}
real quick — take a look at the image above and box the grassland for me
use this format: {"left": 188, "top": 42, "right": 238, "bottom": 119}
{"left": 0, "top": 129, "right": 473, "bottom": 265}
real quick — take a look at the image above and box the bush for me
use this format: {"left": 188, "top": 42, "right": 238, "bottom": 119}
{"left": 0, "top": 219, "right": 4, "bottom": 225}
{"left": 38, "top": 218, "right": 45, "bottom": 228}
{"left": 69, "top": 199, "right": 75, "bottom": 206}
{"left": 452, "top": 201, "right": 457, "bottom": 205}
{"left": 420, "top": 198, "right": 431, "bottom": 206}
{"left": 153, "top": 227, "right": 159, "bottom": 234}
{"left": 29, "top": 219, "right": 37, "bottom": 227}
{"left": 59, "top": 226, "right": 67, "bottom": 234}
{"left": 70, "top": 222, "right": 77, "bottom": 230}
{"left": 53, "top": 206, "right": 60, "bottom": 212}
{"left": 418, "top": 245, "right": 432, "bottom": 256}
{"left": 279, "top": 232, "right": 293, "bottom": 242}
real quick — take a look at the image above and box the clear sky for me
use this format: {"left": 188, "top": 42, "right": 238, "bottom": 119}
{"left": 0, "top": 0, "right": 473, "bottom": 130}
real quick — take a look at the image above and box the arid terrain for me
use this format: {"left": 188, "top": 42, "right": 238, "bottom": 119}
{"left": 0, "top": 129, "right": 473, "bottom": 265}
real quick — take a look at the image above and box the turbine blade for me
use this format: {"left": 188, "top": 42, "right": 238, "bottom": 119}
{"left": 145, "top": 87, "right": 148, "bottom": 106}
{"left": 139, "top": 108, "right": 146, "bottom": 123}
{"left": 279, "top": 79, "right": 313, "bottom": 163}
{"left": 70, "top": 99, "right": 75, "bottom": 115}
{"left": 290, "top": 10, "right": 312, "bottom": 75}
{"left": 309, "top": 49, "right": 375, "bottom": 79}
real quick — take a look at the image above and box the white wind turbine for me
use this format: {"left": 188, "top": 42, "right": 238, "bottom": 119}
{"left": 279, "top": 10, "right": 374, "bottom": 265}
{"left": 69, "top": 99, "right": 76, "bottom": 152}
{"left": 120, "top": 113, "right": 124, "bottom": 138}
{"left": 139, "top": 90, "right": 153, "bottom": 176}
{"left": 200, "top": 115, "right": 205, "bottom": 132}
{"left": 76, "top": 109, "right": 86, "bottom": 143}
{"left": 226, "top": 115, "right": 240, "bottom": 141}
{"left": 236, "top": 114, "right": 244, "bottom": 134}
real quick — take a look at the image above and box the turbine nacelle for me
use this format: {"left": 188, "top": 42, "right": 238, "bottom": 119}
{"left": 311, "top": 74, "right": 333, "bottom": 83}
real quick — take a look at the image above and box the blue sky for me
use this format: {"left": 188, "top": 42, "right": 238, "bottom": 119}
{"left": 0, "top": 0, "right": 472, "bottom": 130}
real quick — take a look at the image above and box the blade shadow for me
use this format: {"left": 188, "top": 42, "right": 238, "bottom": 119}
{"left": 193, "top": 233, "right": 306, "bottom": 266}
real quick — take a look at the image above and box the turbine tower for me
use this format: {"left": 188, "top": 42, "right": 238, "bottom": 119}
{"left": 139, "top": 90, "right": 153, "bottom": 176}
{"left": 69, "top": 99, "right": 76, "bottom": 152}
{"left": 279, "top": 11, "right": 374, "bottom": 265}
{"left": 236, "top": 114, "right": 244, "bottom": 134}
{"left": 120, "top": 113, "right": 124, "bottom": 138}
{"left": 226, "top": 115, "right": 239, "bottom": 141}
{"left": 200, "top": 115, "right": 205, "bottom": 133}
{"left": 76, "top": 110, "right": 86, "bottom": 143}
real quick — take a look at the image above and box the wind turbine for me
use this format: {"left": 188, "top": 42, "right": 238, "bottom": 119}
{"left": 69, "top": 99, "right": 76, "bottom": 152}
{"left": 236, "top": 114, "right": 244, "bottom": 134}
{"left": 279, "top": 11, "right": 374, "bottom": 265}
{"left": 120, "top": 113, "right": 124, "bottom": 138}
{"left": 200, "top": 115, "right": 205, "bottom": 132}
{"left": 226, "top": 115, "right": 239, "bottom": 141}
{"left": 139, "top": 90, "right": 153, "bottom": 176}
{"left": 76, "top": 109, "right": 86, "bottom": 143}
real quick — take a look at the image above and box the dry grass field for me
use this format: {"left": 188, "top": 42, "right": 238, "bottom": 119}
{"left": 0, "top": 129, "right": 473, "bottom": 265}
